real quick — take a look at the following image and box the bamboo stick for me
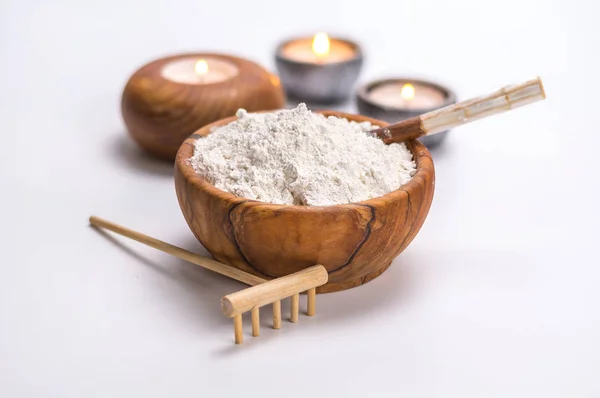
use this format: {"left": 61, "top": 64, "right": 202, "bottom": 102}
{"left": 221, "top": 265, "right": 328, "bottom": 318}
{"left": 290, "top": 293, "right": 299, "bottom": 323}
{"left": 421, "top": 77, "right": 546, "bottom": 135}
{"left": 371, "top": 77, "right": 546, "bottom": 144}
{"left": 251, "top": 307, "right": 260, "bottom": 337}
{"left": 89, "top": 216, "right": 266, "bottom": 286}
{"left": 273, "top": 301, "right": 282, "bottom": 329}
{"left": 307, "top": 288, "right": 316, "bottom": 316}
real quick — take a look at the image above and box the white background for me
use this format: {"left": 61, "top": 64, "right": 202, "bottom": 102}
{"left": 1, "top": 0, "right": 599, "bottom": 396}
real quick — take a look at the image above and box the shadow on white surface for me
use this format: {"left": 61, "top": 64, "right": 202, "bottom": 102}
{"left": 92, "top": 226, "right": 417, "bottom": 355}
{"left": 91, "top": 227, "right": 243, "bottom": 330}
{"left": 109, "top": 133, "right": 174, "bottom": 177}
{"left": 422, "top": 136, "right": 456, "bottom": 163}
{"left": 209, "top": 253, "right": 417, "bottom": 357}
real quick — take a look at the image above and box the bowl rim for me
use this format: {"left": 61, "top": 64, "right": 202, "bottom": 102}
{"left": 175, "top": 110, "right": 433, "bottom": 211}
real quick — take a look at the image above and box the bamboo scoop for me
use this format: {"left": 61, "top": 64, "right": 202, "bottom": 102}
{"left": 369, "top": 77, "right": 546, "bottom": 144}
{"left": 89, "top": 216, "right": 328, "bottom": 344}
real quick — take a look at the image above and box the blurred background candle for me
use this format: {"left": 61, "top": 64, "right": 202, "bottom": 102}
{"left": 275, "top": 33, "right": 363, "bottom": 103}
{"left": 160, "top": 57, "right": 239, "bottom": 84}
{"left": 357, "top": 78, "right": 457, "bottom": 148}
{"left": 367, "top": 81, "right": 447, "bottom": 110}
{"left": 122, "top": 53, "right": 285, "bottom": 159}
{"left": 280, "top": 33, "right": 356, "bottom": 64}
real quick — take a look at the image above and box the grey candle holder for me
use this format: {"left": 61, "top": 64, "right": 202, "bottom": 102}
{"left": 275, "top": 37, "right": 363, "bottom": 104}
{"left": 356, "top": 78, "right": 457, "bottom": 148}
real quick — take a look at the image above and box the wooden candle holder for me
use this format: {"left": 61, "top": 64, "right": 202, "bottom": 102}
{"left": 122, "top": 53, "right": 286, "bottom": 160}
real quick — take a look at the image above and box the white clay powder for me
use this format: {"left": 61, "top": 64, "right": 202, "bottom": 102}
{"left": 189, "top": 104, "right": 416, "bottom": 206}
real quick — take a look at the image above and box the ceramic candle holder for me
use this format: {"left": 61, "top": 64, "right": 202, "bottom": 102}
{"left": 356, "top": 78, "right": 457, "bottom": 147}
{"left": 122, "top": 53, "right": 286, "bottom": 160}
{"left": 275, "top": 35, "right": 363, "bottom": 104}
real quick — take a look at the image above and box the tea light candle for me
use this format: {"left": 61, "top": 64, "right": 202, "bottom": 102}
{"left": 275, "top": 33, "right": 363, "bottom": 103}
{"left": 160, "top": 57, "right": 239, "bottom": 84}
{"left": 122, "top": 53, "right": 285, "bottom": 160}
{"left": 356, "top": 78, "right": 456, "bottom": 147}
{"left": 367, "top": 82, "right": 447, "bottom": 110}
{"left": 280, "top": 33, "right": 356, "bottom": 64}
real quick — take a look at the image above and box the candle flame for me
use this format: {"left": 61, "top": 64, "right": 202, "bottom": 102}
{"left": 194, "top": 59, "right": 209, "bottom": 75}
{"left": 312, "top": 32, "right": 330, "bottom": 56}
{"left": 401, "top": 83, "right": 415, "bottom": 100}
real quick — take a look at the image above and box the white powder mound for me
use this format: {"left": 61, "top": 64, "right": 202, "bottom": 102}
{"left": 189, "top": 104, "right": 416, "bottom": 206}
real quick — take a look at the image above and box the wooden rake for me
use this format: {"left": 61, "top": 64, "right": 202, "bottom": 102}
{"left": 89, "top": 216, "right": 328, "bottom": 344}
{"left": 222, "top": 265, "right": 327, "bottom": 343}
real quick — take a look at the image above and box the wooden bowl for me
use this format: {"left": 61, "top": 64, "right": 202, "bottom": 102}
{"left": 122, "top": 53, "right": 286, "bottom": 160}
{"left": 174, "top": 111, "right": 435, "bottom": 293}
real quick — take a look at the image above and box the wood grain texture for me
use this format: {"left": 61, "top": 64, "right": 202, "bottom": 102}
{"left": 122, "top": 53, "right": 286, "bottom": 160}
{"left": 174, "top": 111, "right": 435, "bottom": 293}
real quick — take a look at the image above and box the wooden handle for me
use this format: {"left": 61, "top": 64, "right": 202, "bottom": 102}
{"left": 221, "top": 265, "right": 328, "bottom": 317}
{"left": 89, "top": 216, "right": 267, "bottom": 286}
{"left": 421, "top": 77, "right": 545, "bottom": 135}
{"left": 373, "top": 77, "right": 546, "bottom": 144}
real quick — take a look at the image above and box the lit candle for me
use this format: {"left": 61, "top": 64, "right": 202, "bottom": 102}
{"left": 275, "top": 33, "right": 363, "bottom": 103}
{"left": 280, "top": 33, "right": 356, "bottom": 64}
{"left": 160, "top": 56, "right": 239, "bottom": 84}
{"left": 122, "top": 53, "right": 285, "bottom": 159}
{"left": 367, "top": 82, "right": 447, "bottom": 110}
